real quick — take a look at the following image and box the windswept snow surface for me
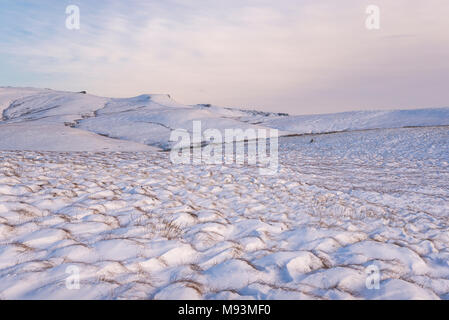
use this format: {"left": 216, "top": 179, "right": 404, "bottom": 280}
{"left": 0, "top": 127, "right": 448, "bottom": 300}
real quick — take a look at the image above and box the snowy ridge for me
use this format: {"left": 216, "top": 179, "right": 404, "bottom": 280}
{"left": 0, "top": 87, "right": 448, "bottom": 151}
{"left": 262, "top": 108, "right": 449, "bottom": 135}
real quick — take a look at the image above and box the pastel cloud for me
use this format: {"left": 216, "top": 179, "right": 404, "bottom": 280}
{"left": 0, "top": 0, "right": 448, "bottom": 114}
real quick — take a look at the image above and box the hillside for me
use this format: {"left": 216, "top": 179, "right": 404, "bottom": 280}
{"left": 1, "top": 87, "right": 448, "bottom": 151}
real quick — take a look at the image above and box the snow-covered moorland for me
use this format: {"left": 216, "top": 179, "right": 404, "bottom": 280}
{"left": 1, "top": 87, "right": 448, "bottom": 151}
{"left": 0, "top": 87, "right": 448, "bottom": 299}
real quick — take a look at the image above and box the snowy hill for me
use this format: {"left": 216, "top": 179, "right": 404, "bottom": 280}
{"left": 262, "top": 108, "right": 449, "bottom": 135}
{"left": 0, "top": 87, "right": 448, "bottom": 151}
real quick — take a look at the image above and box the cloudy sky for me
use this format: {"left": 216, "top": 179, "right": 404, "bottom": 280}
{"left": 0, "top": 0, "right": 448, "bottom": 114}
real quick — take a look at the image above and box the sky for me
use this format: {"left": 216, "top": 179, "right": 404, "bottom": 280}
{"left": 0, "top": 0, "right": 448, "bottom": 115}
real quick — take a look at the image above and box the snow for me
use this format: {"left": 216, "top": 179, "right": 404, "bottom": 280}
{"left": 0, "top": 125, "right": 447, "bottom": 299}
{"left": 0, "top": 87, "right": 274, "bottom": 151}
{"left": 0, "top": 87, "right": 448, "bottom": 300}
{"left": 0, "top": 123, "right": 155, "bottom": 152}
{"left": 1, "top": 86, "right": 447, "bottom": 151}
{"left": 262, "top": 108, "right": 449, "bottom": 135}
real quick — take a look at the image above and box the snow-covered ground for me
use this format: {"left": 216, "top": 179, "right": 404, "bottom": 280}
{"left": 0, "top": 87, "right": 448, "bottom": 299}
{"left": 0, "top": 127, "right": 448, "bottom": 299}
{"left": 1, "top": 87, "right": 448, "bottom": 151}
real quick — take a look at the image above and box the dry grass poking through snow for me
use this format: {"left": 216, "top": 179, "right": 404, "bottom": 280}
{"left": 0, "top": 127, "right": 448, "bottom": 299}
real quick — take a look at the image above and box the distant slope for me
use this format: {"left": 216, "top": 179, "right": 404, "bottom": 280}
{"left": 262, "top": 109, "right": 449, "bottom": 135}
{"left": 0, "top": 87, "right": 448, "bottom": 151}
